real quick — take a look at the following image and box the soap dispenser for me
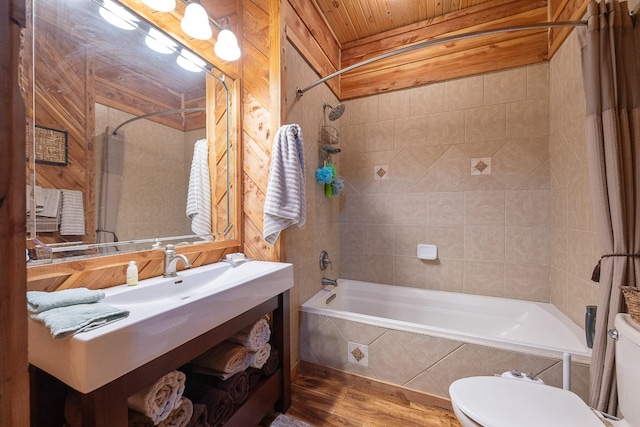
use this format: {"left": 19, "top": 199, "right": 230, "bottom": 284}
{"left": 127, "top": 261, "right": 138, "bottom": 286}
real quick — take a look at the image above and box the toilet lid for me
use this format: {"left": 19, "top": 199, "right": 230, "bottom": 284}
{"left": 449, "top": 376, "right": 604, "bottom": 427}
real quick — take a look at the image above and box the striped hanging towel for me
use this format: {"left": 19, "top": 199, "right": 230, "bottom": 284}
{"left": 186, "top": 138, "right": 212, "bottom": 236}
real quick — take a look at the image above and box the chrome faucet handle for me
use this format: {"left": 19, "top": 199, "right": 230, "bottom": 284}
{"left": 319, "top": 251, "right": 333, "bottom": 271}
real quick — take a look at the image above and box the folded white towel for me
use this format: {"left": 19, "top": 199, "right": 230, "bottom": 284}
{"left": 263, "top": 124, "right": 306, "bottom": 244}
{"left": 30, "top": 303, "right": 129, "bottom": 339}
{"left": 228, "top": 318, "right": 271, "bottom": 352}
{"left": 249, "top": 343, "right": 271, "bottom": 369}
{"left": 27, "top": 288, "right": 105, "bottom": 314}
{"left": 60, "top": 189, "right": 85, "bottom": 235}
{"left": 192, "top": 341, "right": 250, "bottom": 375}
{"left": 186, "top": 139, "right": 212, "bottom": 236}
{"left": 127, "top": 370, "right": 186, "bottom": 425}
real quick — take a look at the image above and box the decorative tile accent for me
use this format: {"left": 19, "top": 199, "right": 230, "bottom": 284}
{"left": 471, "top": 157, "right": 492, "bottom": 175}
{"left": 374, "top": 164, "right": 389, "bottom": 180}
{"left": 348, "top": 341, "right": 369, "bottom": 366}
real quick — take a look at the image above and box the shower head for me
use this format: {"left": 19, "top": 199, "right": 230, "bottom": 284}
{"left": 323, "top": 103, "right": 345, "bottom": 121}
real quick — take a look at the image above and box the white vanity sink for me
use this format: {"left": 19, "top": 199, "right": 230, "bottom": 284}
{"left": 28, "top": 260, "right": 293, "bottom": 394}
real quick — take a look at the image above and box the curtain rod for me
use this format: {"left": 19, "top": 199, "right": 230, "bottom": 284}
{"left": 112, "top": 107, "right": 206, "bottom": 134}
{"left": 296, "top": 20, "right": 588, "bottom": 99}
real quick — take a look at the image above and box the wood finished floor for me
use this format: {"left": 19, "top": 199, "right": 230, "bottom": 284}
{"left": 273, "top": 370, "right": 462, "bottom": 427}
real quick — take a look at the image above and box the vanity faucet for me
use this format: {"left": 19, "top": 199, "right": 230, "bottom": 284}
{"left": 163, "top": 244, "right": 191, "bottom": 278}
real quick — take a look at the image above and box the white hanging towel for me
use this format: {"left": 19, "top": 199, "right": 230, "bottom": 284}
{"left": 186, "top": 138, "right": 212, "bottom": 235}
{"left": 263, "top": 124, "right": 306, "bottom": 244}
{"left": 60, "top": 189, "right": 85, "bottom": 236}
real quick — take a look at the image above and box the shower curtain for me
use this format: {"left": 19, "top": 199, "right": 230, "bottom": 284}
{"left": 97, "top": 126, "right": 125, "bottom": 251}
{"left": 578, "top": 0, "right": 640, "bottom": 414}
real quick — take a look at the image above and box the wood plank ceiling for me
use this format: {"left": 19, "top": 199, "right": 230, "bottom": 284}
{"left": 313, "top": 0, "right": 498, "bottom": 44}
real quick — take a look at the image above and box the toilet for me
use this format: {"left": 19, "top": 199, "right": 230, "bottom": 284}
{"left": 449, "top": 313, "right": 640, "bottom": 427}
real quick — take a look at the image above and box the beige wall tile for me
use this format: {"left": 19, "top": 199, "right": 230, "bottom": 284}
{"left": 506, "top": 98, "right": 550, "bottom": 139}
{"left": 504, "top": 263, "right": 550, "bottom": 301}
{"left": 339, "top": 193, "right": 364, "bottom": 224}
{"left": 363, "top": 254, "right": 394, "bottom": 284}
{"left": 393, "top": 193, "right": 428, "bottom": 225}
{"left": 464, "top": 191, "right": 505, "bottom": 226}
{"left": 464, "top": 261, "right": 505, "bottom": 296}
{"left": 390, "top": 146, "right": 448, "bottom": 192}
{"left": 332, "top": 318, "right": 387, "bottom": 344}
{"left": 516, "top": 159, "right": 551, "bottom": 190}
{"left": 426, "top": 259, "right": 464, "bottom": 292}
{"left": 428, "top": 192, "right": 465, "bottom": 225}
{"left": 340, "top": 124, "right": 365, "bottom": 153}
{"left": 567, "top": 178, "right": 594, "bottom": 232}
{"left": 427, "top": 226, "right": 464, "bottom": 259}
{"left": 411, "top": 82, "right": 446, "bottom": 115}
{"left": 364, "top": 120, "right": 395, "bottom": 152}
{"left": 412, "top": 146, "right": 469, "bottom": 192}
{"left": 347, "top": 96, "right": 379, "bottom": 125}
{"left": 340, "top": 222, "right": 364, "bottom": 253}
{"left": 369, "top": 331, "right": 425, "bottom": 384}
{"left": 550, "top": 266, "right": 568, "bottom": 312}
{"left": 484, "top": 68, "right": 527, "bottom": 105}
{"left": 427, "top": 110, "right": 465, "bottom": 146}
{"left": 445, "top": 75, "right": 484, "bottom": 111}
{"left": 465, "top": 226, "right": 505, "bottom": 262}
{"left": 465, "top": 104, "right": 506, "bottom": 142}
{"left": 379, "top": 89, "right": 412, "bottom": 120}
{"left": 394, "top": 225, "right": 428, "bottom": 256}
{"left": 365, "top": 224, "right": 395, "bottom": 255}
{"left": 341, "top": 153, "right": 374, "bottom": 193}
{"left": 364, "top": 194, "right": 396, "bottom": 224}
{"left": 395, "top": 116, "right": 428, "bottom": 149}
{"left": 505, "top": 190, "right": 550, "bottom": 226}
{"left": 393, "top": 256, "right": 428, "bottom": 288}
{"left": 307, "top": 319, "right": 349, "bottom": 368}
{"left": 551, "top": 186, "right": 568, "bottom": 228}
{"left": 492, "top": 138, "right": 546, "bottom": 189}
{"left": 505, "top": 226, "right": 550, "bottom": 265}
{"left": 527, "top": 63, "right": 550, "bottom": 99}
{"left": 341, "top": 251, "right": 364, "bottom": 280}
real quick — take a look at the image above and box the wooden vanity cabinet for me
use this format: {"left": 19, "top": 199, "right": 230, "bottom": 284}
{"left": 30, "top": 290, "right": 291, "bottom": 427}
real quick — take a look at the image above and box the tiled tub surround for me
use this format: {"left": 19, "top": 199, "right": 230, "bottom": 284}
{"left": 300, "top": 280, "right": 591, "bottom": 402}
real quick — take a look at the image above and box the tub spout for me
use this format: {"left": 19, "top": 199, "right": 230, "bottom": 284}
{"left": 322, "top": 277, "right": 337, "bottom": 287}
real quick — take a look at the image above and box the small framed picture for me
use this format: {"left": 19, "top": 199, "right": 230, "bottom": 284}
{"left": 35, "top": 125, "right": 68, "bottom": 166}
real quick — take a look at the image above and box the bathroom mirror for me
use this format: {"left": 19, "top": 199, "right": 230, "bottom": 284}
{"left": 26, "top": 0, "right": 236, "bottom": 263}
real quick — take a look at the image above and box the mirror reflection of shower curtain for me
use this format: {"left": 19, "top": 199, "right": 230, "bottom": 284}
{"left": 97, "top": 126, "right": 124, "bottom": 252}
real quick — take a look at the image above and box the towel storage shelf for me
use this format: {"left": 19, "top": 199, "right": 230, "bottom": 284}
{"left": 30, "top": 291, "right": 291, "bottom": 427}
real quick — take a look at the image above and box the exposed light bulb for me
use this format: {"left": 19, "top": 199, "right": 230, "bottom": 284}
{"left": 176, "top": 49, "right": 206, "bottom": 72}
{"left": 99, "top": 0, "right": 139, "bottom": 30}
{"left": 214, "top": 28, "right": 241, "bottom": 61}
{"left": 180, "top": 1, "right": 212, "bottom": 40}
{"left": 145, "top": 28, "right": 178, "bottom": 54}
{"left": 141, "top": 0, "right": 176, "bottom": 12}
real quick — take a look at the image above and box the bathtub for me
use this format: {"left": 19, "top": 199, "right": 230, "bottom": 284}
{"left": 300, "top": 279, "right": 592, "bottom": 401}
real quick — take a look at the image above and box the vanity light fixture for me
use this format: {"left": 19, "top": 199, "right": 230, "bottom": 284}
{"left": 176, "top": 48, "right": 206, "bottom": 72}
{"left": 141, "top": 0, "right": 176, "bottom": 12}
{"left": 99, "top": 0, "right": 139, "bottom": 30}
{"left": 180, "top": 0, "right": 212, "bottom": 40}
{"left": 213, "top": 18, "right": 241, "bottom": 61}
{"left": 145, "top": 28, "right": 178, "bottom": 54}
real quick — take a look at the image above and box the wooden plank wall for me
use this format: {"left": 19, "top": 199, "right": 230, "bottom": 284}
{"left": 548, "top": 0, "right": 589, "bottom": 57}
{"left": 339, "top": 0, "right": 549, "bottom": 99}
{"left": 1, "top": 0, "right": 30, "bottom": 425}
{"left": 32, "top": 22, "right": 96, "bottom": 246}
{"left": 240, "top": 0, "right": 283, "bottom": 262}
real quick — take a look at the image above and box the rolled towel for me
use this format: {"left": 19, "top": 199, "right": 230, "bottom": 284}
{"left": 128, "top": 370, "right": 186, "bottom": 425}
{"left": 191, "top": 341, "right": 250, "bottom": 376}
{"left": 30, "top": 303, "right": 129, "bottom": 339}
{"left": 248, "top": 342, "right": 271, "bottom": 369}
{"left": 186, "top": 403, "right": 210, "bottom": 427}
{"left": 158, "top": 397, "right": 193, "bottom": 427}
{"left": 228, "top": 318, "right": 271, "bottom": 352}
{"left": 261, "top": 349, "right": 279, "bottom": 377}
{"left": 27, "top": 288, "right": 105, "bottom": 314}
{"left": 246, "top": 367, "right": 263, "bottom": 389}
{"left": 198, "top": 388, "right": 233, "bottom": 427}
{"left": 212, "top": 371, "right": 249, "bottom": 406}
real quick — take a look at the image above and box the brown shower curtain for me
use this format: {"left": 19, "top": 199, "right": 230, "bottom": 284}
{"left": 578, "top": 0, "right": 640, "bottom": 414}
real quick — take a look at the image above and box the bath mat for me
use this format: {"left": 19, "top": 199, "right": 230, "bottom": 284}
{"left": 269, "top": 413, "right": 314, "bottom": 427}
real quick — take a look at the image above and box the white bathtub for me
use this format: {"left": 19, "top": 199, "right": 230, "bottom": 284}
{"left": 302, "top": 279, "right": 592, "bottom": 359}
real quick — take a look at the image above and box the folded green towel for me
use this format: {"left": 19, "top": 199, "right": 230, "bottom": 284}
{"left": 27, "top": 288, "right": 105, "bottom": 314}
{"left": 30, "top": 303, "right": 129, "bottom": 339}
